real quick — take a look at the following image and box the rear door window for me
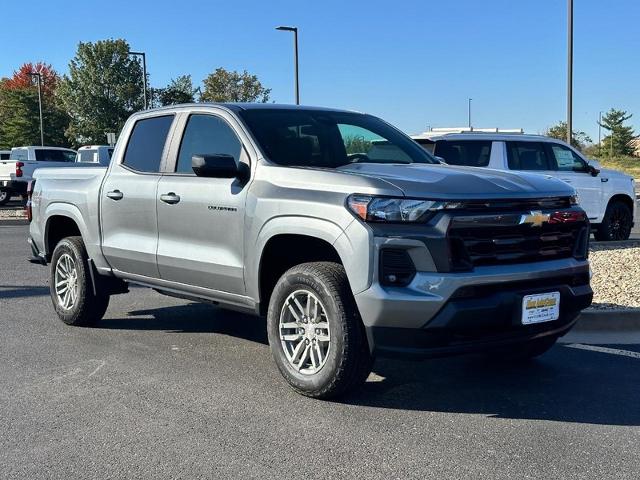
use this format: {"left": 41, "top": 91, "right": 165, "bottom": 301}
{"left": 10, "top": 149, "right": 28, "bottom": 161}
{"left": 506, "top": 142, "right": 553, "bottom": 171}
{"left": 0, "top": 152, "right": 9, "bottom": 160}
{"left": 548, "top": 143, "right": 587, "bottom": 172}
{"left": 123, "top": 115, "right": 174, "bottom": 173}
{"left": 77, "top": 150, "right": 96, "bottom": 163}
{"left": 434, "top": 140, "right": 492, "bottom": 166}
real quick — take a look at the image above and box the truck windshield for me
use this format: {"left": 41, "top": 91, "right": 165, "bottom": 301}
{"left": 238, "top": 109, "right": 437, "bottom": 168}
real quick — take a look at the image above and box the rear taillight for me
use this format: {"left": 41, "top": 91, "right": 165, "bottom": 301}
{"left": 15, "top": 161, "right": 24, "bottom": 178}
{"left": 26, "top": 179, "right": 35, "bottom": 222}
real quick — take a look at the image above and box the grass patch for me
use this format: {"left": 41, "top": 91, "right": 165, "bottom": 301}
{"left": 595, "top": 155, "right": 640, "bottom": 178}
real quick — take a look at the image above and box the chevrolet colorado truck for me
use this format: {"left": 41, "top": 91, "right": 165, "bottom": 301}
{"left": 28, "top": 104, "right": 593, "bottom": 398}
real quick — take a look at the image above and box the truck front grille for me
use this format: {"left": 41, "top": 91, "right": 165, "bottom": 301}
{"left": 448, "top": 210, "right": 589, "bottom": 269}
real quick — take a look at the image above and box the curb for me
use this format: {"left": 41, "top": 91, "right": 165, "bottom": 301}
{"left": 574, "top": 309, "right": 640, "bottom": 332}
{"left": 0, "top": 210, "right": 27, "bottom": 221}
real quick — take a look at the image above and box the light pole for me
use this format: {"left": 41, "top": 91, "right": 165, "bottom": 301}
{"left": 29, "top": 72, "right": 44, "bottom": 146}
{"left": 468, "top": 98, "right": 472, "bottom": 129}
{"left": 276, "top": 26, "right": 299, "bottom": 105}
{"left": 128, "top": 51, "right": 148, "bottom": 109}
{"left": 567, "top": 0, "right": 573, "bottom": 145}
{"left": 598, "top": 111, "right": 602, "bottom": 154}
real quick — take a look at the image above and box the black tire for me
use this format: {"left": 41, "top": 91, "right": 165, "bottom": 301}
{"left": 594, "top": 200, "right": 633, "bottom": 241}
{"left": 487, "top": 336, "right": 557, "bottom": 362}
{"left": 0, "top": 189, "right": 10, "bottom": 206}
{"left": 267, "top": 262, "right": 373, "bottom": 399}
{"left": 50, "top": 236, "right": 109, "bottom": 326}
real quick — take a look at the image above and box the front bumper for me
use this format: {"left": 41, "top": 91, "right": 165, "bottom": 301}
{"left": 354, "top": 259, "right": 592, "bottom": 358}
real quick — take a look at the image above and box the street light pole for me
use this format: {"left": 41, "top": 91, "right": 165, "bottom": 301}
{"left": 468, "top": 98, "right": 472, "bottom": 129}
{"left": 129, "top": 51, "right": 148, "bottom": 109}
{"left": 276, "top": 26, "right": 299, "bottom": 105}
{"left": 567, "top": 0, "right": 573, "bottom": 145}
{"left": 598, "top": 111, "right": 602, "bottom": 154}
{"left": 29, "top": 72, "right": 44, "bottom": 146}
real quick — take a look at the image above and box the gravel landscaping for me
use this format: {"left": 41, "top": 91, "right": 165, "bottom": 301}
{"left": 589, "top": 241, "right": 640, "bottom": 310}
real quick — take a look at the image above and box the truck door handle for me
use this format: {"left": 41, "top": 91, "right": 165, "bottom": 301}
{"left": 106, "top": 190, "right": 124, "bottom": 200}
{"left": 160, "top": 192, "right": 181, "bottom": 204}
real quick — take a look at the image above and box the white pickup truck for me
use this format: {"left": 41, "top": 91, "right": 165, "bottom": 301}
{"left": 75, "top": 145, "right": 114, "bottom": 166}
{"left": 0, "top": 146, "right": 77, "bottom": 205}
{"left": 413, "top": 132, "right": 636, "bottom": 241}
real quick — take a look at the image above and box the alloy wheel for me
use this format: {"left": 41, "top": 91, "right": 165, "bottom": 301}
{"left": 54, "top": 253, "right": 79, "bottom": 310}
{"left": 279, "top": 289, "right": 331, "bottom": 375}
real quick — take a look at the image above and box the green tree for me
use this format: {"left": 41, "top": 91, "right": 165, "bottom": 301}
{"left": 0, "top": 63, "right": 70, "bottom": 149}
{"left": 57, "top": 39, "right": 145, "bottom": 145}
{"left": 599, "top": 108, "right": 635, "bottom": 157}
{"left": 156, "top": 75, "right": 199, "bottom": 106}
{"left": 200, "top": 68, "right": 271, "bottom": 103}
{"left": 544, "top": 121, "right": 591, "bottom": 150}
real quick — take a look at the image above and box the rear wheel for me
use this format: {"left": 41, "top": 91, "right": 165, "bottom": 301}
{"left": 267, "top": 262, "right": 373, "bottom": 399}
{"left": 487, "top": 336, "right": 557, "bottom": 362}
{"left": 50, "top": 236, "right": 109, "bottom": 326}
{"left": 594, "top": 200, "right": 633, "bottom": 241}
{"left": 0, "top": 189, "right": 10, "bottom": 206}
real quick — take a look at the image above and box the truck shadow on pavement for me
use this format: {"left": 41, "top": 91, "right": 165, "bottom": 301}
{"left": 0, "top": 285, "right": 50, "bottom": 299}
{"left": 98, "top": 302, "right": 269, "bottom": 345}
{"left": 348, "top": 347, "right": 640, "bottom": 426}
{"left": 95, "top": 302, "right": 638, "bottom": 426}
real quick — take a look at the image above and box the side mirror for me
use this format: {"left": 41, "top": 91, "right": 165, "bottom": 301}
{"left": 587, "top": 159, "right": 600, "bottom": 176}
{"left": 192, "top": 154, "right": 247, "bottom": 179}
{"left": 434, "top": 156, "right": 447, "bottom": 164}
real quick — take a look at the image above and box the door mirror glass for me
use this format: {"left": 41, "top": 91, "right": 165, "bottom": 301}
{"left": 192, "top": 154, "right": 242, "bottom": 178}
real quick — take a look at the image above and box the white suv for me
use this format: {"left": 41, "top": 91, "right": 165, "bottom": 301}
{"left": 413, "top": 132, "right": 636, "bottom": 241}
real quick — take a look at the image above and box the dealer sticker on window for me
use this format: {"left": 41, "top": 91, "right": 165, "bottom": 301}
{"left": 521, "top": 292, "right": 560, "bottom": 325}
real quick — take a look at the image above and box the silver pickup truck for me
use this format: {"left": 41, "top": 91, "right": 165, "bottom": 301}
{"left": 28, "top": 104, "right": 593, "bottom": 398}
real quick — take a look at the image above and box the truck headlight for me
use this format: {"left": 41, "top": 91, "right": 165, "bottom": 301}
{"left": 347, "top": 194, "right": 460, "bottom": 223}
{"left": 570, "top": 194, "right": 579, "bottom": 206}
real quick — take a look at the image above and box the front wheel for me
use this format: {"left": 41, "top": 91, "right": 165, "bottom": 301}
{"left": 594, "top": 200, "right": 633, "bottom": 241}
{"left": 50, "top": 236, "right": 110, "bottom": 326}
{"left": 0, "top": 189, "right": 10, "bottom": 206}
{"left": 267, "top": 262, "right": 373, "bottom": 399}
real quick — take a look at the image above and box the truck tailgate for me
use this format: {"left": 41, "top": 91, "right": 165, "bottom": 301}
{"left": 0, "top": 160, "right": 17, "bottom": 181}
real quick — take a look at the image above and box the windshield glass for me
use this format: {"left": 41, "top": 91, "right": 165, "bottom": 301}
{"left": 238, "top": 109, "right": 437, "bottom": 168}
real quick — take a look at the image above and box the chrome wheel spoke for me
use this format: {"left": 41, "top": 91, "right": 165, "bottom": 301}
{"left": 279, "top": 289, "right": 331, "bottom": 375}
{"left": 297, "top": 344, "right": 311, "bottom": 371}
{"left": 54, "top": 253, "right": 79, "bottom": 311}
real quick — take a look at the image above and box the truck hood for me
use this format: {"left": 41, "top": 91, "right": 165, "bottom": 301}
{"left": 337, "top": 163, "right": 575, "bottom": 199}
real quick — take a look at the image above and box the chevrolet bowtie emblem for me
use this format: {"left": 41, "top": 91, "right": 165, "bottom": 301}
{"left": 519, "top": 210, "right": 550, "bottom": 227}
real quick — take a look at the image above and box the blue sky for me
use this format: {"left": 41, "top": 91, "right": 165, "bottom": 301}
{"left": 2, "top": 0, "right": 638, "bottom": 140}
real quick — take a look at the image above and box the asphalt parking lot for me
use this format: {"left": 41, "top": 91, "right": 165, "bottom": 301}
{"left": 1, "top": 223, "right": 639, "bottom": 479}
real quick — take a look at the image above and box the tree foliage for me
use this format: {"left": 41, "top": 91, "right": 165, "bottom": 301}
{"left": 0, "top": 62, "right": 70, "bottom": 149}
{"left": 544, "top": 121, "right": 591, "bottom": 150}
{"left": 599, "top": 108, "right": 636, "bottom": 157}
{"left": 57, "top": 39, "right": 145, "bottom": 145}
{"left": 200, "top": 68, "right": 271, "bottom": 103}
{"left": 156, "top": 75, "right": 199, "bottom": 106}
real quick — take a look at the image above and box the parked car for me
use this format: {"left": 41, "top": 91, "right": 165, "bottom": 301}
{"left": 0, "top": 150, "right": 10, "bottom": 160}
{"left": 28, "top": 104, "right": 592, "bottom": 398}
{"left": 412, "top": 131, "right": 636, "bottom": 241}
{"left": 75, "top": 145, "right": 114, "bottom": 166}
{"left": 0, "top": 146, "right": 77, "bottom": 205}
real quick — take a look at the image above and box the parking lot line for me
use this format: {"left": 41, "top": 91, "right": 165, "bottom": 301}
{"left": 564, "top": 343, "right": 640, "bottom": 359}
